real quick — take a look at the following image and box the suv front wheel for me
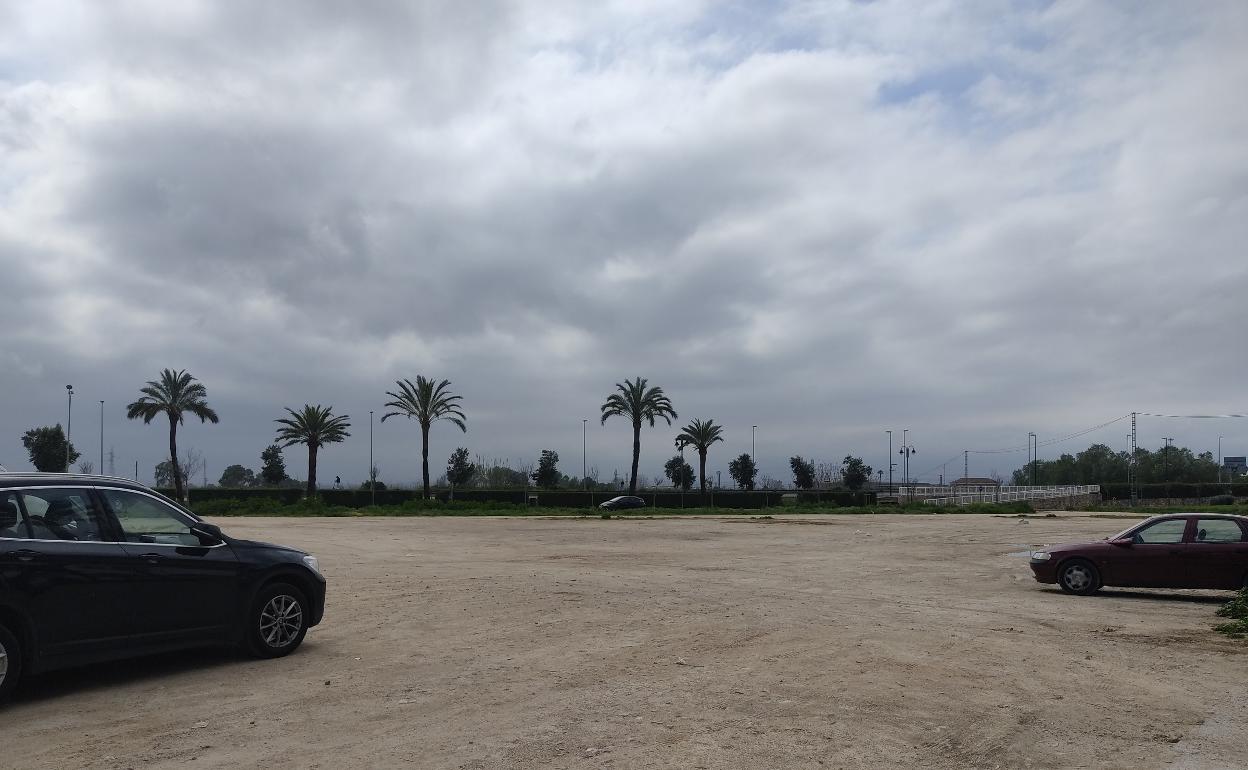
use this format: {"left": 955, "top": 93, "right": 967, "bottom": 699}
{"left": 246, "top": 583, "right": 310, "bottom": 658}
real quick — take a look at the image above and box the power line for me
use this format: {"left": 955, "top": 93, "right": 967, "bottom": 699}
{"left": 1137, "top": 412, "right": 1248, "bottom": 419}
{"left": 908, "top": 413, "right": 1132, "bottom": 481}
{"left": 968, "top": 414, "right": 1132, "bottom": 455}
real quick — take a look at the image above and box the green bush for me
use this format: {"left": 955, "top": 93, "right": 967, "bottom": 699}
{"left": 1215, "top": 589, "right": 1248, "bottom": 639}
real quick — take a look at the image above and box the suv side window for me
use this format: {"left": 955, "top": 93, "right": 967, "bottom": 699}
{"left": 0, "top": 492, "right": 28, "bottom": 539}
{"left": 100, "top": 489, "right": 201, "bottom": 546}
{"left": 19, "top": 488, "right": 111, "bottom": 542}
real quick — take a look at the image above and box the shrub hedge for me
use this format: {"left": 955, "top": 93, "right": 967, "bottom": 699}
{"left": 159, "top": 487, "right": 874, "bottom": 509}
{"left": 1099, "top": 483, "right": 1248, "bottom": 500}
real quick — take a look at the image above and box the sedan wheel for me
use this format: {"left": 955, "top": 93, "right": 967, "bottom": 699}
{"left": 261, "top": 595, "right": 304, "bottom": 648}
{"left": 246, "top": 583, "right": 309, "bottom": 658}
{"left": 1059, "top": 560, "right": 1100, "bottom": 596}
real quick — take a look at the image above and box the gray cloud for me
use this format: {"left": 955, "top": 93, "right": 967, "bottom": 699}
{"left": 2, "top": 1, "right": 1246, "bottom": 486}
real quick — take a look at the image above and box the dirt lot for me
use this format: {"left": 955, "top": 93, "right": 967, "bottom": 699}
{"left": 4, "top": 513, "right": 1246, "bottom": 769}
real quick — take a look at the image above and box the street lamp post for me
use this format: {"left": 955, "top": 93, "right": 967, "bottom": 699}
{"left": 583, "top": 419, "right": 588, "bottom": 490}
{"left": 751, "top": 425, "right": 758, "bottom": 500}
{"left": 1162, "top": 437, "right": 1174, "bottom": 500}
{"left": 886, "top": 430, "right": 893, "bottom": 492}
{"left": 1218, "top": 435, "right": 1223, "bottom": 485}
{"left": 99, "top": 400, "right": 104, "bottom": 476}
{"left": 65, "top": 385, "right": 74, "bottom": 472}
{"left": 898, "top": 430, "right": 916, "bottom": 501}
{"left": 1028, "top": 432, "right": 1037, "bottom": 486}
{"left": 369, "top": 410, "right": 375, "bottom": 507}
{"left": 676, "top": 437, "right": 687, "bottom": 508}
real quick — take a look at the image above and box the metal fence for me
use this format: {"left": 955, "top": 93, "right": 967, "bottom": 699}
{"left": 899, "top": 484, "right": 1101, "bottom": 506}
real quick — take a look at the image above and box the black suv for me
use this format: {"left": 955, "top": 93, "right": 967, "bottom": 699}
{"left": 0, "top": 474, "right": 325, "bottom": 702}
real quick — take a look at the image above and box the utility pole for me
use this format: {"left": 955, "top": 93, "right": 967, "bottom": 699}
{"left": 963, "top": 450, "right": 968, "bottom": 483}
{"left": 1162, "top": 437, "right": 1174, "bottom": 502}
{"left": 583, "top": 419, "right": 588, "bottom": 490}
{"left": 99, "top": 400, "right": 104, "bottom": 475}
{"left": 1129, "top": 412, "right": 1138, "bottom": 506}
{"left": 369, "top": 410, "right": 375, "bottom": 507}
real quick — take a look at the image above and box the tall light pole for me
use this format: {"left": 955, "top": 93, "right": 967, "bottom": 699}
{"left": 65, "top": 385, "right": 74, "bottom": 472}
{"left": 1218, "top": 435, "right": 1223, "bottom": 485}
{"left": 751, "top": 425, "right": 758, "bottom": 491}
{"left": 99, "top": 400, "right": 105, "bottom": 476}
{"left": 1028, "top": 432, "right": 1036, "bottom": 486}
{"left": 369, "top": 410, "right": 375, "bottom": 507}
{"left": 886, "top": 430, "right": 894, "bottom": 491}
{"left": 583, "top": 419, "right": 588, "bottom": 490}
{"left": 675, "top": 437, "right": 687, "bottom": 507}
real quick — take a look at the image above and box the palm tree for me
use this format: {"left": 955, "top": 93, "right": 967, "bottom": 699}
{"left": 676, "top": 418, "right": 725, "bottom": 495}
{"left": 126, "top": 369, "right": 219, "bottom": 502}
{"left": 275, "top": 405, "right": 351, "bottom": 498}
{"left": 381, "top": 377, "right": 466, "bottom": 499}
{"left": 600, "top": 377, "right": 677, "bottom": 495}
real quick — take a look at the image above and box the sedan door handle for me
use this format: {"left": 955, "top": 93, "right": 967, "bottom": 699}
{"left": 6, "top": 549, "right": 40, "bottom": 562}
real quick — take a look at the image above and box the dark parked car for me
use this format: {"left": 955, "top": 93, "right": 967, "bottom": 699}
{"left": 0, "top": 474, "right": 325, "bottom": 702}
{"left": 1030, "top": 513, "right": 1248, "bottom": 595}
{"left": 599, "top": 495, "right": 646, "bottom": 511}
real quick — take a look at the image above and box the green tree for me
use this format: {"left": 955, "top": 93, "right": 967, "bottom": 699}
{"left": 675, "top": 418, "right": 724, "bottom": 495}
{"left": 154, "top": 460, "right": 176, "bottom": 488}
{"left": 663, "top": 455, "right": 695, "bottom": 490}
{"left": 274, "top": 404, "right": 351, "bottom": 498}
{"left": 841, "top": 455, "right": 872, "bottom": 490}
{"left": 218, "top": 464, "right": 257, "bottom": 488}
{"left": 260, "top": 444, "right": 289, "bottom": 486}
{"left": 728, "top": 453, "right": 757, "bottom": 490}
{"left": 532, "top": 450, "right": 561, "bottom": 489}
{"left": 382, "top": 376, "right": 467, "bottom": 499}
{"left": 446, "top": 449, "right": 476, "bottom": 490}
{"left": 126, "top": 369, "right": 219, "bottom": 502}
{"left": 21, "top": 424, "right": 80, "bottom": 472}
{"left": 790, "top": 456, "right": 815, "bottom": 490}
{"left": 600, "top": 377, "right": 677, "bottom": 495}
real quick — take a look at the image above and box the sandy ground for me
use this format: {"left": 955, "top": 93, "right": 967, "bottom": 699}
{"left": 4, "top": 513, "right": 1246, "bottom": 770}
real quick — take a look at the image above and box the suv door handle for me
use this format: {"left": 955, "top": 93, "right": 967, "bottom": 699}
{"left": 6, "top": 549, "right": 40, "bottom": 562}
{"left": 139, "top": 553, "right": 163, "bottom": 564}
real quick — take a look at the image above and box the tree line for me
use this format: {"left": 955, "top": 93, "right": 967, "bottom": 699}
{"left": 1010, "top": 442, "right": 1230, "bottom": 485}
{"left": 18, "top": 371, "right": 878, "bottom": 500}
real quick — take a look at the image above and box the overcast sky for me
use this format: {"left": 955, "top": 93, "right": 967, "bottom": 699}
{"left": 2, "top": 1, "right": 1246, "bottom": 488}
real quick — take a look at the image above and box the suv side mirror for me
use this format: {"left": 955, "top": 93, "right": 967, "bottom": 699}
{"left": 190, "top": 522, "right": 224, "bottom": 545}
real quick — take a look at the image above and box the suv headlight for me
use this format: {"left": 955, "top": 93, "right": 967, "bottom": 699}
{"left": 302, "top": 554, "right": 322, "bottom": 575}
{"left": 1030, "top": 551, "right": 1051, "bottom": 561}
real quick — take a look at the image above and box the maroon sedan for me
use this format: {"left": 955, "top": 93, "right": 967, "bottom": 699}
{"left": 1030, "top": 514, "right": 1248, "bottom": 595}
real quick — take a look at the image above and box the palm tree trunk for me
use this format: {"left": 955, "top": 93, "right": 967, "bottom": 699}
{"left": 168, "top": 414, "right": 184, "bottom": 502}
{"left": 307, "top": 444, "right": 318, "bottom": 498}
{"left": 421, "top": 422, "right": 431, "bottom": 499}
{"left": 629, "top": 420, "right": 641, "bottom": 495}
{"left": 699, "top": 449, "right": 707, "bottom": 495}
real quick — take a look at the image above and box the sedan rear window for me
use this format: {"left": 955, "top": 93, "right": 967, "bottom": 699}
{"left": 1193, "top": 519, "right": 1246, "bottom": 544}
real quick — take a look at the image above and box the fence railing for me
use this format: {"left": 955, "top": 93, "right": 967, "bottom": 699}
{"left": 907, "top": 484, "right": 1100, "bottom": 506}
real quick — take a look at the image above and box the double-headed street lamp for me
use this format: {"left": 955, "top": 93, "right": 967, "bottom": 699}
{"left": 65, "top": 385, "right": 74, "bottom": 472}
